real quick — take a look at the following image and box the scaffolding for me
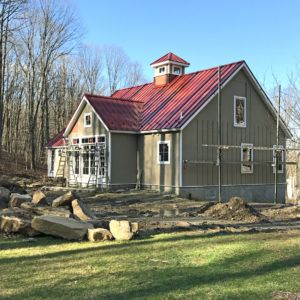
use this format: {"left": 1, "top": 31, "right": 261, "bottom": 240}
{"left": 182, "top": 71, "right": 300, "bottom": 204}
{"left": 55, "top": 141, "right": 108, "bottom": 190}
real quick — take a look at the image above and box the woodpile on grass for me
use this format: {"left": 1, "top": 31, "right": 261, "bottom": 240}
{"left": 0, "top": 184, "right": 138, "bottom": 241}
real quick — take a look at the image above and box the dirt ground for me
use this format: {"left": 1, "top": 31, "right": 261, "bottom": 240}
{"left": 64, "top": 189, "right": 300, "bottom": 235}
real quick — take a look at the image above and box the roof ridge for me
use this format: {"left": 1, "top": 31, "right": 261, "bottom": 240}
{"left": 84, "top": 93, "right": 144, "bottom": 104}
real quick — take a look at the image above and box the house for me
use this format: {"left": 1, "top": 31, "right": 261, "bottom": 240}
{"left": 46, "top": 52, "right": 291, "bottom": 203}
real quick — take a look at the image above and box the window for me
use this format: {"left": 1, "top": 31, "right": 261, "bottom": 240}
{"left": 159, "top": 67, "right": 165, "bottom": 74}
{"left": 84, "top": 113, "right": 92, "bottom": 127}
{"left": 82, "top": 153, "right": 89, "bottom": 175}
{"left": 74, "top": 151, "right": 80, "bottom": 175}
{"left": 157, "top": 141, "right": 170, "bottom": 164}
{"left": 98, "top": 136, "right": 105, "bottom": 143}
{"left": 72, "top": 138, "right": 79, "bottom": 144}
{"left": 273, "top": 145, "right": 284, "bottom": 174}
{"left": 241, "top": 143, "right": 253, "bottom": 174}
{"left": 173, "top": 66, "right": 181, "bottom": 75}
{"left": 50, "top": 150, "right": 55, "bottom": 172}
{"left": 234, "top": 96, "right": 246, "bottom": 127}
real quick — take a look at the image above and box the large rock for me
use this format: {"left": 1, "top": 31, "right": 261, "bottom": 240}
{"left": 0, "top": 180, "right": 27, "bottom": 194}
{"left": 109, "top": 220, "right": 138, "bottom": 241}
{"left": 32, "top": 215, "right": 93, "bottom": 240}
{"left": 9, "top": 193, "right": 32, "bottom": 207}
{"left": 32, "top": 190, "right": 47, "bottom": 205}
{"left": 87, "top": 228, "right": 113, "bottom": 242}
{"left": 20, "top": 202, "right": 71, "bottom": 218}
{"left": 52, "top": 191, "right": 76, "bottom": 207}
{"left": 0, "top": 186, "right": 10, "bottom": 209}
{"left": 71, "top": 199, "right": 95, "bottom": 221}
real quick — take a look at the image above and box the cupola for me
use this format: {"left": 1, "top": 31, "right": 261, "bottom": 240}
{"left": 150, "top": 52, "right": 190, "bottom": 86}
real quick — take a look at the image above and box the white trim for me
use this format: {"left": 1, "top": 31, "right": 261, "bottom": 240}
{"left": 179, "top": 131, "right": 183, "bottom": 187}
{"left": 273, "top": 145, "right": 284, "bottom": 174}
{"left": 110, "top": 130, "right": 138, "bottom": 134}
{"left": 181, "top": 63, "right": 244, "bottom": 130}
{"left": 151, "top": 60, "right": 189, "bottom": 68}
{"left": 242, "top": 63, "right": 291, "bottom": 138}
{"left": 84, "top": 113, "right": 92, "bottom": 127}
{"left": 241, "top": 143, "right": 254, "bottom": 174}
{"left": 234, "top": 96, "right": 247, "bottom": 128}
{"left": 140, "top": 128, "right": 180, "bottom": 134}
{"left": 157, "top": 140, "right": 171, "bottom": 164}
{"left": 180, "top": 62, "right": 291, "bottom": 138}
{"left": 64, "top": 96, "right": 109, "bottom": 137}
{"left": 108, "top": 131, "right": 112, "bottom": 183}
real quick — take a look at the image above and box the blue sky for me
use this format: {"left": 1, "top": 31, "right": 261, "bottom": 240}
{"left": 72, "top": 0, "right": 300, "bottom": 89}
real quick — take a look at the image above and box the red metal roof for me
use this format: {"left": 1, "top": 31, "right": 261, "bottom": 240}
{"left": 85, "top": 94, "right": 143, "bottom": 131}
{"left": 150, "top": 52, "right": 190, "bottom": 66}
{"left": 113, "top": 60, "right": 244, "bottom": 131}
{"left": 47, "top": 60, "right": 244, "bottom": 148}
{"left": 46, "top": 128, "right": 66, "bottom": 148}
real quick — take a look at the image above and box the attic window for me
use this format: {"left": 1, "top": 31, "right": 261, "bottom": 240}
{"left": 157, "top": 141, "right": 170, "bottom": 164}
{"left": 241, "top": 143, "right": 253, "bottom": 174}
{"left": 173, "top": 66, "right": 181, "bottom": 75}
{"left": 234, "top": 96, "right": 246, "bottom": 127}
{"left": 84, "top": 113, "right": 92, "bottom": 127}
{"left": 159, "top": 67, "right": 165, "bottom": 74}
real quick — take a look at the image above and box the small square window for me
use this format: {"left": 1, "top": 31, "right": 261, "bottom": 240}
{"left": 241, "top": 143, "right": 253, "bottom": 174}
{"left": 98, "top": 136, "right": 105, "bottom": 143}
{"left": 157, "top": 141, "right": 170, "bottom": 164}
{"left": 84, "top": 113, "right": 92, "bottom": 127}
{"left": 173, "top": 66, "right": 181, "bottom": 75}
{"left": 234, "top": 96, "right": 246, "bottom": 127}
{"left": 273, "top": 145, "right": 284, "bottom": 174}
{"left": 72, "top": 138, "right": 79, "bottom": 144}
{"left": 159, "top": 67, "right": 165, "bottom": 74}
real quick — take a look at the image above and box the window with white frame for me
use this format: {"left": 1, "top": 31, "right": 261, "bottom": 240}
{"left": 234, "top": 96, "right": 246, "bottom": 127}
{"left": 74, "top": 151, "right": 80, "bottom": 175}
{"left": 159, "top": 67, "right": 165, "bottom": 74}
{"left": 241, "top": 143, "right": 253, "bottom": 174}
{"left": 84, "top": 113, "right": 92, "bottom": 127}
{"left": 157, "top": 141, "right": 170, "bottom": 164}
{"left": 173, "top": 66, "right": 182, "bottom": 75}
{"left": 273, "top": 145, "right": 284, "bottom": 173}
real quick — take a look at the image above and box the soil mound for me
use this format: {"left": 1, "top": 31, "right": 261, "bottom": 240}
{"left": 262, "top": 205, "right": 300, "bottom": 220}
{"left": 201, "top": 197, "right": 267, "bottom": 222}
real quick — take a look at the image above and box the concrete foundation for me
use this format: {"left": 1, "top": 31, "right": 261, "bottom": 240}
{"left": 179, "top": 184, "right": 286, "bottom": 203}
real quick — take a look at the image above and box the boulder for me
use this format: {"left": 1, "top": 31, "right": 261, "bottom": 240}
{"left": 32, "top": 215, "right": 93, "bottom": 240}
{"left": 0, "top": 186, "right": 10, "bottom": 209}
{"left": 87, "top": 228, "right": 113, "bottom": 242}
{"left": 109, "top": 220, "right": 138, "bottom": 241}
{"left": 52, "top": 191, "right": 76, "bottom": 207}
{"left": 0, "top": 180, "right": 27, "bottom": 194}
{"left": 32, "top": 190, "right": 47, "bottom": 205}
{"left": 9, "top": 193, "right": 32, "bottom": 207}
{"left": 71, "top": 199, "right": 95, "bottom": 221}
{"left": 131, "top": 222, "right": 139, "bottom": 234}
{"left": 20, "top": 202, "right": 71, "bottom": 218}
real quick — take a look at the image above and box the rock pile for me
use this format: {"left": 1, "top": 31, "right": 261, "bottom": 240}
{"left": 0, "top": 185, "right": 138, "bottom": 242}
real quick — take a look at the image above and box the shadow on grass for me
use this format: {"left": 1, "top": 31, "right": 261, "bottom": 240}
{"left": 2, "top": 248, "right": 300, "bottom": 300}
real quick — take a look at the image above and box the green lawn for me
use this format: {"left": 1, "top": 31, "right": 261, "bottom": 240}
{"left": 0, "top": 230, "right": 300, "bottom": 300}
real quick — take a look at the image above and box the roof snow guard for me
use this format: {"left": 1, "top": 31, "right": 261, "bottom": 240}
{"left": 150, "top": 52, "right": 190, "bottom": 67}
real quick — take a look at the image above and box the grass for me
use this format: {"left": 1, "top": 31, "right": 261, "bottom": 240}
{"left": 0, "top": 230, "right": 300, "bottom": 300}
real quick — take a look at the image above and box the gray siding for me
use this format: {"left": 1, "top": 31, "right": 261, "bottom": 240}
{"left": 111, "top": 133, "right": 138, "bottom": 184}
{"left": 182, "top": 69, "right": 286, "bottom": 188}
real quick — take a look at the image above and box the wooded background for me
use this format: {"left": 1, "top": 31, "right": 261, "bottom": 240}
{"left": 0, "top": 0, "right": 145, "bottom": 170}
{"left": 0, "top": 0, "right": 299, "bottom": 171}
